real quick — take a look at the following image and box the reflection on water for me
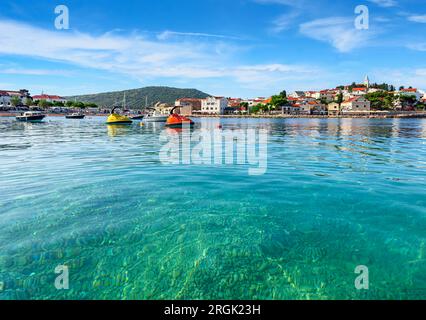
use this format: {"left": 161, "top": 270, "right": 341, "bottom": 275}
{"left": 107, "top": 124, "right": 133, "bottom": 137}
{"left": 0, "top": 117, "right": 425, "bottom": 300}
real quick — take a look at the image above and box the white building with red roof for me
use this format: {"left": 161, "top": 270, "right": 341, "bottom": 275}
{"left": 351, "top": 87, "right": 368, "bottom": 95}
{"left": 32, "top": 94, "right": 67, "bottom": 104}
{"left": 397, "top": 88, "right": 422, "bottom": 101}
{"left": 0, "top": 89, "right": 31, "bottom": 107}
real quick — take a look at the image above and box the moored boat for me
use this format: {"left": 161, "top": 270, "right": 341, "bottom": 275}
{"left": 66, "top": 113, "right": 85, "bottom": 119}
{"left": 130, "top": 115, "right": 145, "bottom": 120}
{"left": 16, "top": 111, "right": 46, "bottom": 122}
{"left": 106, "top": 107, "right": 133, "bottom": 125}
{"left": 143, "top": 108, "right": 168, "bottom": 122}
{"left": 143, "top": 114, "right": 168, "bottom": 122}
{"left": 165, "top": 106, "right": 194, "bottom": 128}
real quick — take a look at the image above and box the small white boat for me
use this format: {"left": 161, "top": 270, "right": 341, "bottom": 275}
{"left": 66, "top": 113, "right": 85, "bottom": 119}
{"left": 16, "top": 111, "right": 46, "bottom": 122}
{"left": 143, "top": 110, "right": 168, "bottom": 123}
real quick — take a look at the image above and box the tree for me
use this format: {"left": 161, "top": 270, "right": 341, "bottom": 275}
{"left": 335, "top": 93, "right": 344, "bottom": 106}
{"left": 84, "top": 102, "right": 98, "bottom": 109}
{"left": 74, "top": 101, "right": 86, "bottom": 109}
{"left": 10, "top": 96, "right": 21, "bottom": 107}
{"left": 65, "top": 101, "right": 74, "bottom": 108}
{"left": 320, "top": 98, "right": 328, "bottom": 105}
{"left": 53, "top": 101, "right": 64, "bottom": 107}
{"left": 250, "top": 105, "right": 260, "bottom": 114}
{"left": 270, "top": 95, "right": 288, "bottom": 108}
{"left": 38, "top": 99, "right": 48, "bottom": 108}
{"left": 365, "top": 91, "right": 396, "bottom": 111}
{"left": 279, "top": 90, "right": 287, "bottom": 98}
{"left": 24, "top": 97, "right": 33, "bottom": 107}
{"left": 399, "top": 86, "right": 405, "bottom": 91}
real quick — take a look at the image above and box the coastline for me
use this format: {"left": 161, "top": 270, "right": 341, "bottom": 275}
{"left": 190, "top": 112, "right": 426, "bottom": 119}
{"left": 1, "top": 111, "right": 426, "bottom": 119}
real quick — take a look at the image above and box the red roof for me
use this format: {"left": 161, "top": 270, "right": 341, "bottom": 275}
{"left": 401, "top": 88, "right": 417, "bottom": 92}
{"left": 343, "top": 96, "right": 364, "bottom": 103}
{"left": 33, "top": 94, "right": 64, "bottom": 100}
{"left": 352, "top": 88, "right": 366, "bottom": 91}
{"left": 0, "top": 90, "right": 23, "bottom": 96}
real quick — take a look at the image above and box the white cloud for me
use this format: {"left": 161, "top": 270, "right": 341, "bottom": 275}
{"left": 0, "top": 19, "right": 324, "bottom": 95}
{"left": 406, "top": 43, "right": 426, "bottom": 51}
{"left": 157, "top": 31, "right": 241, "bottom": 40}
{"left": 299, "top": 17, "right": 377, "bottom": 52}
{"left": 407, "top": 15, "right": 426, "bottom": 23}
{"left": 271, "top": 11, "right": 300, "bottom": 32}
{"left": 367, "top": 0, "right": 398, "bottom": 7}
{"left": 0, "top": 68, "right": 73, "bottom": 76}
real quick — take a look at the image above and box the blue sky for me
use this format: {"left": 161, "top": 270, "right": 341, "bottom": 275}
{"left": 0, "top": 0, "right": 426, "bottom": 98}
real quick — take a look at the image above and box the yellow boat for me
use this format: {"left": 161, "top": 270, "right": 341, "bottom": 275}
{"left": 106, "top": 107, "right": 133, "bottom": 125}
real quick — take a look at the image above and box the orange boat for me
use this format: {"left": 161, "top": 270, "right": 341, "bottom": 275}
{"left": 165, "top": 106, "right": 194, "bottom": 128}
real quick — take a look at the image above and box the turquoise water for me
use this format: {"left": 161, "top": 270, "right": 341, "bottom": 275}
{"left": 0, "top": 116, "right": 425, "bottom": 300}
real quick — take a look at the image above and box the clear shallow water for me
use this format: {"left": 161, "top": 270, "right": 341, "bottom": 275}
{"left": 0, "top": 116, "right": 425, "bottom": 300}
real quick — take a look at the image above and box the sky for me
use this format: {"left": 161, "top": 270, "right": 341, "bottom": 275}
{"left": 0, "top": 0, "right": 426, "bottom": 98}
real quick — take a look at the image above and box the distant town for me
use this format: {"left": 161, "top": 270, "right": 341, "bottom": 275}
{"left": 1, "top": 76, "right": 426, "bottom": 117}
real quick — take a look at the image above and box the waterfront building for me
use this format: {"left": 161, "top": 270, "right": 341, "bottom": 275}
{"left": 341, "top": 96, "right": 371, "bottom": 113}
{"left": 32, "top": 94, "right": 67, "bottom": 104}
{"left": 0, "top": 89, "right": 31, "bottom": 107}
{"left": 175, "top": 98, "right": 203, "bottom": 115}
{"left": 327, "top": 102, "right": 340, "bottom": 116}
{"left": 201, "top": 96, "right": 228, "bottom": 115}
{"left": 397, "top": 88, "right": 423, "bottom": 101}
{"left": 308, "top": 101, "right": 327, "bottom": 115}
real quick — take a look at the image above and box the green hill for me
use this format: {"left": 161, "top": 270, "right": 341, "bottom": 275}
{"left": 66, "top": 86, "right": 210, "bottom": 109}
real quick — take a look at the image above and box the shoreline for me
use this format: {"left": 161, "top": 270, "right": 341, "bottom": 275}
{"left": 190, "top": 112, "right": 426, "bottom": 119}
{"left": 1, "top": 112, "right": 426, "bottom": 119}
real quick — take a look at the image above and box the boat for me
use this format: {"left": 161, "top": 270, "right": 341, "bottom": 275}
{"left": 16, "top": 111, "right": 46, "bottom": 122}
{"left": 106, "top": 107, "right": 133, "bottom": 125}
{"left": 143, "top": 108, "right": 168, "bottom": 123}
{"left": 130, "top": 115, "right": 145, "bottom": 120}
{"left": 165, "top": 106, "right": 194, "bottom": 128}
{"left": 143, "top": 113, "right": 168, "bottom": 122}
{"left": 106, "top": 93, "right": 133, "bottom": 125}
{"left": 66, "top": 113, "right": 85, "bottom": 119}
